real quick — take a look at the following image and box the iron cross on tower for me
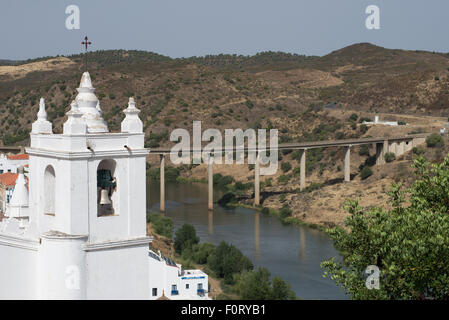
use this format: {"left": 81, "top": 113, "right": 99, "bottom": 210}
{"left": 81, "top": 36, "right": 92, "bottom": 71}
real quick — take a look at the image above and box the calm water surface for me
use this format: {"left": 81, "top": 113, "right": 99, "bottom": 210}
{"left": 147, "top": 181, "right": 348, "bottom": 300}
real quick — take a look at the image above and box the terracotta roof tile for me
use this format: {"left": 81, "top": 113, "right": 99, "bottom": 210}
{"left": 7, "top": 154, "right": 29, "bottom": 160}
{"left": 0, "top": 172, "right": 18, "bottom": 186}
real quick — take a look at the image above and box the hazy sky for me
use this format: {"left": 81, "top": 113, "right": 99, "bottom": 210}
{"left": 1, "top": 0, "right": 448, "bottom": 60}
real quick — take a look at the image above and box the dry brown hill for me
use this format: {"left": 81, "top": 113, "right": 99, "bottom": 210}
{"left": 0, "top": 43, "right": 448, "bottom": 148}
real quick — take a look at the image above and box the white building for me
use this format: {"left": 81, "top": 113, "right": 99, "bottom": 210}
{"left": 363, "top": 115, "right": 400, "bottom": 126}
{"left": 148, "top": 250, "right": 209, "bottom": 300}
{"left": 0, "top": 153, "right": 29, "bottom": 174}
{"left": 0, "top": 71, "right": 209, "bottom": 300}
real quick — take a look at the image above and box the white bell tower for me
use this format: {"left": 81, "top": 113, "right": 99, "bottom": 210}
{"left": 24, "top": 72, "right": 151, "bottom": 299}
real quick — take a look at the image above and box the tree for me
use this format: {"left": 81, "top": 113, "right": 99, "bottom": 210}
{"left": 360, "top": 166, "right": 373, "bottom": 180}
{"left": 207, "top": 241, "right": 253, "bottom": 284}
{"left": 271, "top": 276, "right": 296, "bottom": 300}
{"left": 234, "top": 268, "right": 272, "bottom": 299}
{"left": 174, "top": 224, "right": 199, "bottom": 254}
{"left": 360, "top": 124, "right": 369, "bottom": 134}
{"left": 234, "top": 268, "right": 296, "bottom": 300}
{"left": 321, "top": 156, "right": 449, "bottom": 299}
{"left": 359, "top": 145, "right": 370, "bottom": 156}
{"left": 281, "top": 161, "right": 292, "bottom": 173}
{"left": 426, "top": 133, "right": 444, "bottom": 148}
{"left": 384, "top": 152, "right": 396, "bottom": 163}
{"left": 349, "top": 113, "right": 358, "bottom": 122}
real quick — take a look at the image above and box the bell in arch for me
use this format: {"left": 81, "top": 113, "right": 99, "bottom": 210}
{"left": 99, "top": 189, "right": 112, "bottom": 205}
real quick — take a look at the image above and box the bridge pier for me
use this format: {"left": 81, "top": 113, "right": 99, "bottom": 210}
{"left": 344, "top": 146, "right": 351, "bottom": 182}
{"left": 300, "top": 149, "right": 306, "bottom": 191}
{"left": 160, "top": 154, "right": 165, "bottom": 212}
{"left": 376, "top": 140, "right": 389, "bottom": 165}
{"left": 254, "top": 153, "right": 260, "bottom": 206}
{"left": 208, "top": 157, "right": 213, "bottom": 211}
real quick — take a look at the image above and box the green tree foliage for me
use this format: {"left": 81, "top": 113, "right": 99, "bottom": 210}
{"left": 384, "top": 152, "right": 396, "bottom": 163}
{"left": 349, "top": 113, "right": 358, "bottom": 122}
{"left": 271, "top": 276, "right": 297, "bottom": 300}
{"left": 148, "top": 166, "right": 180, "bottom": 183}
{"left": 174, "top": 224, "right": 200, "bottom": 254}
{"left": 321, "top": 156, "right": 449, "bottom": 299}
{"left": 234, "top": 267, "right": 296, "bottom": 300}
{"left": 360, "top": 124, "right": 369, "bottom": 134}
{"left": 207, "top": 241, "right": 253, "bottom": 284}
{"left": 213, "top": 173, "right": 234, "bottom": 188}
{"left": 426, "top": 133, "right": 444, "bottom": 148}
{"left": 360, "top": 166, "right": 373, "bottom": 180}
{"left": 279, "top": 205, "right": 292, "bottom": 220}
{"left": 281, "top": 161, "right": 292, "bottom": 173}
{"left": 146, "top": 213, "right": 174, "bottom": 238}
{"left": 359, "top": 145, "right": 370, "bottom": 156}
{"left": 217, "top": 192, "right": 236, "bottom": 206}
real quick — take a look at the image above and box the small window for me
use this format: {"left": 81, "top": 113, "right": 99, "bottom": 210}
{"left": 7, "top": 169, "right": 11, "bottom": 173}
{"left": 0, "top": 170, "right": 3, "bottom": 174}
{"left": 186, "top": 284, "right": 189, "bottom": 289}
{"left": 152, "top": 288, "right": 157, "bottom": 296}
{"left": 198, "top": 283, "right": 203, "bottom": 290}
{"left": 171, "top": 285, "right": 178, "bottom": 295}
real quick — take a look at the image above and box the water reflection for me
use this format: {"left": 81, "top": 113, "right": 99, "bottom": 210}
{"left": 300, "top": 228, "right": 306, "bottom": 262}
{"left": 208, "top": 210, "right": 213, "bottom": 235}
{"left": 254, "top": 212, "right": 260, "bottom": 258}
{"left": 147, "top": 181, "right": 347, "bottom": 300}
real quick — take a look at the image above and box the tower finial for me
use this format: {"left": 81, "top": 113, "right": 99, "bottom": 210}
{"left": 32, "top": 98, "right": 52, "bottom": 134}
{"left": 81, "top": 36, "right": 92, "bottom": 71}
{"left": 121, "top": 97, "right": 143, "bottom": 133}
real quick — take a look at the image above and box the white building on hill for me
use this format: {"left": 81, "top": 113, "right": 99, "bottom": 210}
{"left": 362, "top": 115, "right": 399, "bottom": 126}
{"left": 0, "top": 72, "right": 208, "bottom": 300}
{"left": 0, "top": 153, "right": 29, "bottom": 174}
{"left": 148, "top": 250, "right": 209, "bottom": 300}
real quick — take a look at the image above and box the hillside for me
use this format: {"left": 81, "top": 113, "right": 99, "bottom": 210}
{"left": 0, "top": 43, "right": 448, "bottom": 149}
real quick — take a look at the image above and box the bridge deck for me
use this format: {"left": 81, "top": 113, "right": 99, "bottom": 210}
{"left": 149, "top": 134, "right": 428, "bottom": 154}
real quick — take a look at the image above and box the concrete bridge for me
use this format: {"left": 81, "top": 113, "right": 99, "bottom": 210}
{"left": 150, "top": 134, "right": 428, "bottom": 212}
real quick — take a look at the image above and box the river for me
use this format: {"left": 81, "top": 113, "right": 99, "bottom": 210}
{"left": 147, "top": 181, "right": 348, "bottom": 300}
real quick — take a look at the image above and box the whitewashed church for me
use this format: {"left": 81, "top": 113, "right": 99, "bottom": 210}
{"left": 0, "top": 72, "right": 209, "bottom": 300}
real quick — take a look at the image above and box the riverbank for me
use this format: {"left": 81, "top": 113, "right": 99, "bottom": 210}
{"left": 146, "top": 217, "right": 297, "bottom": 300}
{"left": 172, "top": 151, "right": 428, "bottom": 230}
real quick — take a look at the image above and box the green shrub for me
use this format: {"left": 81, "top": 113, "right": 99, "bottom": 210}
{"left": 234, "top": 267, "right": 296, "bottom": 300}
{"left": 360, "top": 166, "right": 373, "bottom": 180}
{"left": 261, "top": 207, "right": 270, "bottom": 215}
{"left": 146, "top": 214, "right": 174, "bottom": 238}
{"left": 426, "top": 133, "right": 444, "bottom": 148}
{"left": 148, "top": 166, "right": 179, "bottom": 182}
{"left": 190, "top": 242, "right": 216, "bottom": 265}
{"left": 279, "top": 205, "right": 292, "bottom": 219}
{"left": 360, "top": 124, "right": 369, "bottom": 134}
{"left": 281, "top": 161, "right": 292, "bottom": 173}
{"left": 217, "top": 192, "right": 236, "bottom": 206}
{"left": 213, "top": 174, "right": 234, "bottom": 188}
{"left": 384, "top": 152, "right": 396, "bottom": 163}
{"left": 207, "top": 241, "right": 253, "bottom": 284}
{"left": 174, "top": 224, "right": 199, "bottom": 254}
{"left": 412, "top": 146, "right": 425, "bottom": 155}
{"left": 359, "top": 145, "right": 370, "bottom": 156}
{"left": 349, "top": 113, "right": 358, "bottom": 122}
{"left": 278, "top": 174, "right": 291, "bottom": 184}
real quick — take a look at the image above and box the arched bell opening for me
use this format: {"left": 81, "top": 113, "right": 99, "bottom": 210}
{"left": 97, "top": 159, "right": 117, "bottom": 217}
{"left": 44, "top": 165, "right": 56, "bottom": 216}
